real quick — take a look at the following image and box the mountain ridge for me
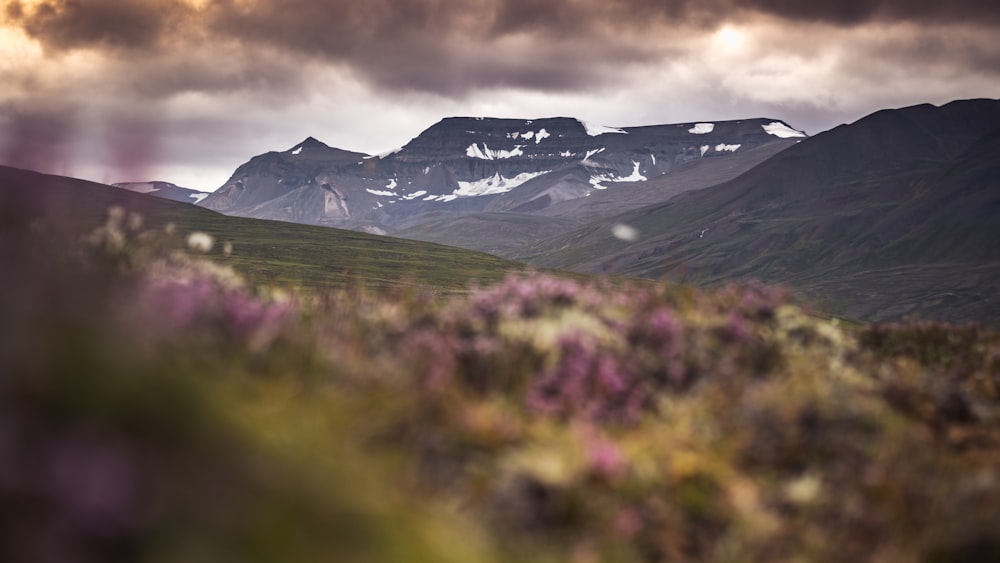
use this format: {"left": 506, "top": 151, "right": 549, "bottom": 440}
{"left": 511, "top": 98, "right": 1000, "bottom": 324}
{"left": 112, "top": 181, "right": 211, "bottom": 205}
{"left": 197, "top": 115, "right": 805, "bottom": 234}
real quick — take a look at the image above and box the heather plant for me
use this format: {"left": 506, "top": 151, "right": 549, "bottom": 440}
{"left": 4, "top": 206, "right": 1000, "bottom": 562}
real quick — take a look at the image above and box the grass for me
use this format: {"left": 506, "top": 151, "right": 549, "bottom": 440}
{"left": 5, "top": 166, "right": 1000, "bottom": 562}
{"left": 0, "top": 166, "right": 537, "bottom": 292}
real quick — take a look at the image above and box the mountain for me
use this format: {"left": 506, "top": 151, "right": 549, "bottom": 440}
{"left": 513, "top": 98, "right": 1000, "bottom": 324}
{"left": 199, "top": 117, "right": 805, "bottom": 238}
{"left": 111, "top": 181, "right": 211, "bottom": 204}
{"left": 0, "top": 165, "right": 538, "bottom": 292}
{"left": 393, "top": 138, "right": 798, "bottom": 254}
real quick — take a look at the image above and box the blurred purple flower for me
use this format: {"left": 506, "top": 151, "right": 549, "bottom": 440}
{"left": 614, "top": 507, "right": 643, "bottom": 540}
{"left": 45, "top": 436, "right": 138, "bottom": 536}
{"left": 131, "top": 274, "right": 297, "bottom": 352}
{"left": 529, "top": 333, "right": 642, "bottom": 423}
{"left": 587, "top": 437, "right": 626, "bottom": 481}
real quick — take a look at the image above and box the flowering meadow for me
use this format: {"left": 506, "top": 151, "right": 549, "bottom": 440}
{"left": 3, "top": 208, "right": 1000, "bottom": 562}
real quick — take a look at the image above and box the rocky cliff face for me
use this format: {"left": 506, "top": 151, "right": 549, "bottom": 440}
{"left": 198, "top": 116, "right": 805, "bottom": 234}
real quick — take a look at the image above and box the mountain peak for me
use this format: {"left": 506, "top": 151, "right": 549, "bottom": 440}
{"left": 282, "top": 136, "right": 368, "bottom": 160}
{"left": 206, "top": 111, "right": 807, "bottom": 231}
{"left": 290, "top": 136, "right": 331, "bottom": 151}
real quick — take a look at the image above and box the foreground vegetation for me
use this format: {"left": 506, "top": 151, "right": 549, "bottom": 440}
{"left": 3, "top": 207, "right": 999, "bottom": 562}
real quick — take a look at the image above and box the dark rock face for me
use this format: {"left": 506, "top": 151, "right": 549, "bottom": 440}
{"left": 197, "top": 116, "right": 804, "bottom": 235}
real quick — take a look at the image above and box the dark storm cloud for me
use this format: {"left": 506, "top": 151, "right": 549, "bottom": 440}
{"left": 743, "top": 0, "right": 1000, "bottom": 25}
{"left": 197, "top": 0, "right": 675, "bottom": 95}
{"left": 4, "top": 0, "right": 999, "bottom": 99}
{"left": 9, "top": 0, "right": 1000, "bottom": 53}
{"left": 5, "top": 0, "right": 1000, "bottom": 95}
{"left": 4, "top": 0, "right": 184, "bottom": 51}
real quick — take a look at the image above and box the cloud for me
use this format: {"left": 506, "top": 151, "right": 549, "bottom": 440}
{"left": 742, "top": 0, "right": 1000, "bottom": 26}
{"left": 0, "top": 101, "right": 78, "bottom": 174}
{"left": 4, "top": 0, "right": 999, "bottom": 100}
{"left": 4, "top": 0, "right": 185, "bottom": 51}
{"left": 1, "top": 0, "right": 998, "bottom": 188}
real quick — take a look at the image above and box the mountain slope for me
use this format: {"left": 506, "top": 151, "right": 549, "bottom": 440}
{"left": 0, "top": 165, "right": 537, "bottom": 292}
{"left": 199, "top": 116, "right": 804, "bottom": 236}
{"left": 112, "top": 181, "right": 211, "bottom": 204}
{"left": 395, "top": 138, "right": 797, "bottom": 253}
{"left": 513, "top": 98, "right": 1000, "bottom": 324}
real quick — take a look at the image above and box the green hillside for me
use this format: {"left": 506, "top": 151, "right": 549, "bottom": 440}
{"left": 512, "top": 100, "right": 1000, "bottom": 326}
{"left": 0, "top": 166, "right": 534, "bottom": 292}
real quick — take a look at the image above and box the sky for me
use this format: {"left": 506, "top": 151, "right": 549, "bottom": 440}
{"left": 1, "top": 0, "right": 998, "bottom": 192}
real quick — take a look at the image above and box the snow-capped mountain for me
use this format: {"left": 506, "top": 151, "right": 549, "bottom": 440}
{"left": 112, "top": 181, "right": 211, "bottom": 205}
{"left": 514, "top": 98, "right": 1000, "bottom": 323}
{"left": 199, "top": 116, "right": 805, "bottom": 234}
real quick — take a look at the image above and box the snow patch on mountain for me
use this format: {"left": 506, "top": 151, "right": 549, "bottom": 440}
{"left": 454, "top": 170, "right": 549, "bottom": 197}
{"left": 583, "top": 148, "right": 606, "bottom": 161}
{"left": 590, "top": 177, "right": 609, "bottom": 190}
{"left": 688, "top": 123, "right": 715, "bottom": 134}
{"left": 507, "top": 128, "right": 551, "bottom": 144}
{"left": 121, "top": 182, "right": 159, "bottom": 194}
{"left": 466, "top": 143, "right": 525, "bottom": 160}
{"left": 190, "top": 193, "right": 208, "bottom": 204}
{"left": 291, "top": 146, "right": 303, "bottom": 155}
{"left": 715, "top": 143, "right": 741, "bottom": 152}
{"left": 424, "top": 194, "right": 458, "bottom": 203}
{"left": 622, "top": 161, "right": 647, "bottom": 182}
{"left": 589, "top": 161, "right": 647, "bottom": 189}
{"left": 367, "top": 188, "right": 397, "bottom": 197}
{"left": 762, "top": 122, "right": 806, "bottom": 138}
{"left": 377, "top": 146, "right": 403, "bottom": 158}
{"left": 403, "top": 190, "right": 428, "bottom": 200}
{"left": 700, "top": 145, "right": 711, "bottom": 156}
{"left": 579, "top": 120, "right": 628, "bottom": 136}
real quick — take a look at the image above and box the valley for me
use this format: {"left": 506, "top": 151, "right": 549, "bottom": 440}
{"left": 118, "top": 98, "right": 1000, "bottom": 326}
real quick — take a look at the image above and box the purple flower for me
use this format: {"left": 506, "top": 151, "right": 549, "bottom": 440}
{"left": 45, "top": 437, "right": 138, "bottom": 536}
{"left": 528, "top": 333, "right": 642, "bottom": 423}
{"left": 587, "top": 438, "right": 626, "bottom": 480}
{"left": 614, "top": 507, "right": 643, "bottom": 540}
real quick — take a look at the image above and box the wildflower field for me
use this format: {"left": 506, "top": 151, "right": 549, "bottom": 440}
{"left": 3, "top": 205, "right": 1000, "bottom": 563}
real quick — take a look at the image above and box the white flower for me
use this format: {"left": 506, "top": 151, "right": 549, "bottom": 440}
{"left": 186, "top": 232, "right": 214, "bottom": 253}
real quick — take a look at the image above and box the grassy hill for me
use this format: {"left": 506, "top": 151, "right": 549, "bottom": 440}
{"left": 5, "top": 163, "right": 1000, "bottom": 563}
{"left": 4, "top": 206, "right": 1000, "bottom": 562}
{"left": 0, "top": 165, "right": 536, "bottom": 292}
{"left": 512, "top": 100, "right": 1000, "bottom": 326}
